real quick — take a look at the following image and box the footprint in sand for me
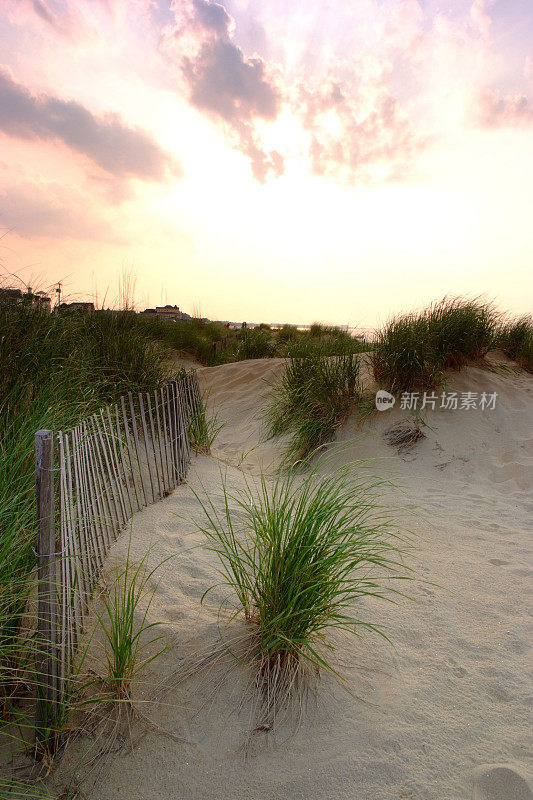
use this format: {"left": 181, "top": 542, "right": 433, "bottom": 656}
{"left": 447, "top": 656, "right": 467, "bottom": 677}
{"left": 472, "top": 764, "right": 533, "bottom": 800}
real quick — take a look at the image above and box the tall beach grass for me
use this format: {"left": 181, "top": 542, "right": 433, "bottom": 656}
{"left": 371, "top": 296, "right": 500, "bottom": 392}
{"left": 195, "top": 464, "right": 410, "bottom": 722}
{"left": 497, "top": 315, "right": 533, "bottom": 373}
{"left": 267, "top": 346, "right": 363, "bottom": 463}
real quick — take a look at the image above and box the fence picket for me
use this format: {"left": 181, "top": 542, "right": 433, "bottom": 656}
{"left": 138, "top": 393, "right": 156, "bottom": 504}
{"left": 98, "top": 409, "right": 126, "bottom": 528}
{"left": 121, "top": 395, "right": 141, "bottom": 512}
{"left": 105, "top": 407, "right": 128, "bottom": 527}
{"left": 128, "top": 391, "right": 148, "bottom": 507}
{"left": 155, "top": 388, "right": 170, "bottom": 494}
{"left": 65, "top": 432, "right": 91, "bottom": 628}
{"left": 114, "top": 403, "right": 134, "bottom": 518}
{"left": 81, "top": 419, "right": 109, "bottom": 566}
{"left": 146, "top": 392, "right": 163, "bottom": 501}
{"left": 35, "top": 430, "right": 58, "bottom": 735}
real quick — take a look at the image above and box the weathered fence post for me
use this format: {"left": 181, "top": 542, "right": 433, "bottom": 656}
{"left": 35, "top": 429, "right": 58, "bottom": 741}
{"left": 167, "top": 380, "right": 178, "bottom": 484}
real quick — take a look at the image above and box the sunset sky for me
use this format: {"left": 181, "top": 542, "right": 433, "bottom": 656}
{"left": 0, "top": 0, "right": 532, "bottom": 327}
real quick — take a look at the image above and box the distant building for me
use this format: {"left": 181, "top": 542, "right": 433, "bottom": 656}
{"left": 140, "top": 305, "right": 198, "bottom": 322}
{"left": 34, "top": 291, "right": 51, "bottom": 312}
{"left": 155, "top": 304, "right": 180, "bottom": 320}
{"left": 0, "top": 288, "right": 23, "bottom": 305}
{"left": 0, "top": 287, "right": 51, "bottom": 311}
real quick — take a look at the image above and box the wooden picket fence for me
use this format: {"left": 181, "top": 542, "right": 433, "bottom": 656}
{"left": 211, "top": 335, "right": 233, "bottom": 359}
{"left": 34, "top": 371, "right": 201, "bottom": 731}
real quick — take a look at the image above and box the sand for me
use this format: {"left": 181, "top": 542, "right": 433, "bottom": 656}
{"left": 53, "top": 356, "right": 532, "bottom": 800}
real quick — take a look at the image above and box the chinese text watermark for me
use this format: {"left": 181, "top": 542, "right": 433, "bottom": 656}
{"left": 399, "top": 391, "right": 498, "bottom": 411}
{"left": 375, "top": 390, "right": 498, "bottom": 411}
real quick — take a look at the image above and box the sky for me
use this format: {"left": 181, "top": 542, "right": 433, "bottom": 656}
{"left": 0, "top": 0, "right": 532, "bottom": 327}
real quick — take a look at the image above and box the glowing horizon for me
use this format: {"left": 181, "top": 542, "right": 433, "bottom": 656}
{"left": 1, "top": 0, "right": 532, "bottom": 327}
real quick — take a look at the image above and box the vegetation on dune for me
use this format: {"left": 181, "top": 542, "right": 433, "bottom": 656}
{"left": 125, "top": 314, "right": 233, "bottom": 365}
{"left": 1, "top": 287, "right": 529, "bottom": 759}
{"left": 276, "top": 323, "right": 298, "bottom": 344}
{"left": 497, "top": 315, "right": 533, "bottom": 373}
{"left": 188, "top": 402, "right": 225, "bottom": 455}
{"left": 97, "top": 542, "right": 170, "bottom": 701}
{"left": 371, "top": 296, "right": 501, "bottom": 392}
{"left": 266, "top": 298, "right": 531, "bottom": 465}
{"left": 234, "top": 328, "right": 275, "bottom": 360}
{"left": 427, "top": 297, "right": 499, "bottom": 369}
{"left": 371, "top": 313, "right": 437, "bottom": 393}
{"left": 211, "top": 322, "right": 368, "bottom": 365}
{"left": 267, "top": 347, "right": 363, "bottom": 463}
{"left": 0, "top": 303, "right": 177, "bottom": 740}
{"left": 195, "top": 465, "right": 410, "bottom": 722}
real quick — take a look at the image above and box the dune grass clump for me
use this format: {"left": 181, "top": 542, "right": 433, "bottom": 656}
{"left": 267, "top": 348, "right": 362, "bottom": 462}
{"left": 371, "top": 296, "right": 500, "bottom": 392}
{"left": 371, "top": 313, "right": 436, "bottom": 392}
{"left": 427, "top": 297, "right": 499, "bottom": 369}
{"left": 497, "top": 315, "right": 533, "bottom": 372}
{"left": 188, "top": 404, "right": 225, "bottom": 454}
{"left": 0, "top": 777, "right": 55, "bottom": 798}
{"left": 286, "top": 329, "right": 364, "bottom": 359}
{"left": 275, "top": 323, "right": 298, "bottom": 344}
{"left": 196, "top": 466, "right": 409, "bottom": 722}
{"left": 97, "top": 545, "right": 169, "bottom": 701}
{"left": 135, "top": 315, "right": 232, "bottom": 365}
{"left": 235, "top": 328, "right": 274, "bottom": 360}
{"left": 0, "top": 382, "right": 96, "bottom": 720}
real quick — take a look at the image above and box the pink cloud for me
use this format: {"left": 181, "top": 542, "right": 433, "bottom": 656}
{"left": 165, "top": 0, "right": 283, "bottom": 182}
{"left": 0, "top": 66, "right": 180, "bottom": 183}
{"left": 386, "top": 0, "right": 425, "bottom": 58}
{"left": 469, "top": 0, "right": 492, "bottom": 42}
{"left": 2, "top": 0, "right": 92, "bottom": 42}
{"left": 297, "top": 78, "right": 424, "bottom": 184}
{"left": 474, "top": 87, "right": 533, "bottom": 128}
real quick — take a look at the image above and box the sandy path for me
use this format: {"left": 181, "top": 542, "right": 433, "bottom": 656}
{"left": 55, "top": 358, "right": 532, "bottom": 800}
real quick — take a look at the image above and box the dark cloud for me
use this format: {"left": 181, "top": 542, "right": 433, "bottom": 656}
{"left": 176, "top": 1, "right": 283, "bottom": 182}
{"left": 183, "top": 39, "right": 278, "bottom": 122}
{"left": 191, "top": 0, "right": 232, "bottom": 36}
{"left": 31, "top": 0, "right": 59, "bottom": 28}
{"left": 4, "top": 0, "right": 89, "bottom": 42}
{"left": 0, "top": 68, "right": 179, "bottom": 181}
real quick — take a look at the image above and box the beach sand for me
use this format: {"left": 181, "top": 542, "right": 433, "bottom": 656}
{"left": 53, "top": 356, "right": 532, "bottom": 800}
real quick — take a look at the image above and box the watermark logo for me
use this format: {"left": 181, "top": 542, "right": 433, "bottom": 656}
{"left": 375, "top": 389, "right": 396, "bottom": 411}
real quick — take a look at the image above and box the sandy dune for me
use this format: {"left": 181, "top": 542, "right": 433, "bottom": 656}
{"left": 55, "top": 357, "right": 532, "bottom": 800}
